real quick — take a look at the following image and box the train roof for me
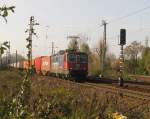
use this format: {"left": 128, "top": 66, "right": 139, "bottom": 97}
{"left": 53, "top": 49, "right": 87, "bottom": 55}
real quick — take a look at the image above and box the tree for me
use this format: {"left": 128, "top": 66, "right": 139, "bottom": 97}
{"left": 0, "top": 5, "right": 15, "bottom": 23}
{"left": 80, "top": 42, "right": 90, "bottom": 54}
{"left": 68, "top": 39, "right": 79, "bottom": 51}
{"left": 0, "top": 5, "right": 15, "bottom": 67}
{"left": 95, "top": 39, "right": 108, "bottom": 75}
{"left": 145, "top": 53, "right": 150, "bottom": 74}
{"left": 124, "top": 41, "right": 143, "bottom": 61}
{"left": 140, "top": 41, "right": 150, "bottom": 74}
{"left": 0, "top": 41, "right": 9, "bottom": 66}
{"left": 124, "top": 41, "right": 144, "bottom": 74}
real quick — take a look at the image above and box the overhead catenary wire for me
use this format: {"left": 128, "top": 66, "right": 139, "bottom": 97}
{"left": 96, "top": 5, "right": 150, "bottom": 47}
{"left": 98, "top": 5, "right": 150, "bottom": 30}
{"left": 108, "top": 5, "right": 150, "bottom": 24}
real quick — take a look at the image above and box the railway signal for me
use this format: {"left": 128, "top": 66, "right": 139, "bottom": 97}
{"left": 25, "top": 16, "right": 39, "bottom": 73}
{"left": 120, "top": 29, "right": 126, "bottom": 45}
{"left": 118, "top": 29, "right": 126, "bottom": 87}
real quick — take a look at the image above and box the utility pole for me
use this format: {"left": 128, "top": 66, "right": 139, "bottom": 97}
{"left": 50, "top": 42, "right": 58, "bottom": 55}
{"left": 8, "top": 41, "right": 11, "bottom": 66}
{"left": 16, "top": 50, "right": 17, "bottom": 68}
{"left": 145, "top": 36, "right": 149, "bottom": 48}
{"left": 5, "top": 53, "right": 7, "bottom": 66}
{"left": 101, "top": 20, "right": 107, "bottom": 77}
{"left": 45, "top": 25, "right": 51, "bottom": 55}
{"left": 52, "top": 42, "right": 54, "bottom": 55}
{"left": 25, "top": 16, "right": 39, "bottom": 72}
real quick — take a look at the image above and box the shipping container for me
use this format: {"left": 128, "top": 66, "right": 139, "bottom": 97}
{"left": 34, "top": 57, "right": 42, "bottom": 74}
{"left": 41, "top": 56, "right": 51, "bottom": 75}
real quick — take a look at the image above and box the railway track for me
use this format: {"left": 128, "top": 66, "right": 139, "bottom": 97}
{"left": 129, "top": 75, "right": 150, "bottom": 83}
{"left": 39, "top": 75, "right": 150, "bottom": 102}
{"left": 77, "top": 82, "right": 150, "bottom": 101}
{"left": 77, "top": 82, "right": 150, "bottom": 112}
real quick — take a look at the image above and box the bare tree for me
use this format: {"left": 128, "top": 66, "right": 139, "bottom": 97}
{"left": 68, "top": 39, "right": 79, "bottom": 51}
{"left": 124, "top": 41, "right": 143, "bottom": 61}
{"left": 0, "top": 5, "right": 15, "bottom": 67}
{"left": 80, "top": 42, "right": 90, "bottom": 54}
{"left": 0, "top": 41, "right": 9, "bottom": 66}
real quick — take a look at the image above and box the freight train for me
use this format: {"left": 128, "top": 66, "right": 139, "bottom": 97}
{"left": 9, "top": 49, "right": 88, "bottom": 79}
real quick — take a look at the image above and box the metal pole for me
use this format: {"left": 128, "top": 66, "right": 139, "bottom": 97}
{"left": 6, "top": 53, "right": 7, "bottom": 66}
{"left": 26, "top": 16, "right": 39, "bottom": 73}
{"left": 52, "top": 42, "right": 54, "bottom": 55}
{"left": 8, "top": 41, "right": 11, "bottom": 65}
{"left": 16, "top": 50, "right": 17, "bottom": 68}
{"left": 29, "top": 16, "right": 33, "bottom": 69}
{"left": 119, "top": 45, "right": 124, "bottom": 87}
{"left": 101, "top": 20, "right": 107, "bottom": 76}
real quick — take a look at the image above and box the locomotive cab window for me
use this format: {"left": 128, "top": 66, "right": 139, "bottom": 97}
{"left": 68, "top": 54, "right": 76, "bottom": 63}
{"left": 77, "top": 55, "right": 80, "bottom": 62}
{"left": 80, "top": 54, "right": 88, "bottom": 63}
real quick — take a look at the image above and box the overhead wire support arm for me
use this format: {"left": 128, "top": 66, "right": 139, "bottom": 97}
{"left": 25, "top": 16, "right": 39, "bottom": 73}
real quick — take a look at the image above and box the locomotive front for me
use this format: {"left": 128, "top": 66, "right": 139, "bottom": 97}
{"left": 67, "top": 51, "right": 88, "bottom": 78}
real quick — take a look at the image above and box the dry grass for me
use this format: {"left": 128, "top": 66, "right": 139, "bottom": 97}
{"left": 0, "top": 69, "right": 149, "bottom": 119}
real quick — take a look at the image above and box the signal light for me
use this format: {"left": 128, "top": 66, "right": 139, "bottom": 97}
{"left": 120, "top": 29, "right": 126, "bottom": 45}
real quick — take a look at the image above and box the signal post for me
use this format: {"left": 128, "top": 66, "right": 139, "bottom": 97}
{"left": 118, "top": 29, "right": 126, "bottom": 87}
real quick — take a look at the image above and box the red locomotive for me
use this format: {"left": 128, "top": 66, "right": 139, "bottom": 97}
{"left": 50, "top": 50, "right": 88, "bottom": 78}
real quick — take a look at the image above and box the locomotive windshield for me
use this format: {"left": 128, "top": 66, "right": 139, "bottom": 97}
{"left": 79, "top": 54, "right": 88, "bottom": 63}
{"left": 68, "top": 54, "right": 76, "bottom": 62}
{"left": 68, "top": 53, "right": 87, "bottom": 63}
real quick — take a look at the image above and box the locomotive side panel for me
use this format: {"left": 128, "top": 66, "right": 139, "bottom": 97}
{"left": 63, "top": 53, "right": 68, "bottom": 70}
{"left": 51, "top": 53, "right": 69, "bottom": 76}
{"left": 58, "top": 54, "right": 68, "bottom": 74}
{"left": 51, "top": 55, "right": 60, "bottom": 75}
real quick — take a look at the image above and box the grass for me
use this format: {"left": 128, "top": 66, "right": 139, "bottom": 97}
{"left": 0, "top": 69, "right": 149, "bottom": 119}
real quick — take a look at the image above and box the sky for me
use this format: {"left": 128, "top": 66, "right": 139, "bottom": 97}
{"left": 0, "top": 0, "right": 150, "bottom": 58}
